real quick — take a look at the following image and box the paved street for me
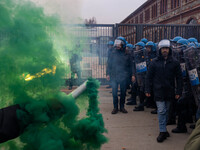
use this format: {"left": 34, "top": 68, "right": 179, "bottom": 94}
{"left": 98, "top": 86, "right": 192, "bottom": 150}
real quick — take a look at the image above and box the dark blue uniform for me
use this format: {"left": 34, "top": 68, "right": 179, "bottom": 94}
{"left": 107, "top": 49, "right": 132, "bottom": 110}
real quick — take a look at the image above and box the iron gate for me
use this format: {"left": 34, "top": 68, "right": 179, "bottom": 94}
{"left": 68, "top": 24, "right": 115, "bottom": 85}
{"left": 116, "top": 24, "right": 200, "bottom": 44}
{"left": 68, "top": 24, "right": 200, "bottom": 85}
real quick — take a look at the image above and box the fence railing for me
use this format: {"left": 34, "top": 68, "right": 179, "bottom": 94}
{"left": 116, "top": 24, "right": 200, "bottom": 44}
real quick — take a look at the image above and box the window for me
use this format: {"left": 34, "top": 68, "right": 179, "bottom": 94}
{"left": 135, "top": 16, "right": 138, "bottom": 24}
{"left": 145, "top": 8, "right": 150, "bottom": 22}
{"left": 160, "top": 0, "right": 168, "bottom": 14}
{"left": 140, "top": 13, "right": 143, "bottom": 23}
{"left": 152, "top": 3, "right": 158, "bottom": 19}
{"left": 187, "top": 18, "right": 198, "bottom": 24}
{"left": 171, "top": 0, "right": 180, "bottom": 9}
{"left": 131, "top": 19, "right": 134, "bottom": 23}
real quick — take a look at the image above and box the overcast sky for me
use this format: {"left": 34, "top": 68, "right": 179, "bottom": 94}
{"left": 31, "top": 0, "right": 147, "bottom": 24}
{"left": 81, "top": 0, "right": 147, "bottom": 24}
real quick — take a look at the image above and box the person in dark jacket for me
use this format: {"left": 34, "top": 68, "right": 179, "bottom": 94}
{"left": 106, "top": 41, "right": 114, "bottom": 89}
{"left": 69, "top": 53, "right": 82, "bottom": 90}
{"left": 145, "top": 39, "right": 183, "bottom": 143}
{"left": 144, "top": 41, "right": 157, "bottom": 112}
{"left": 106, "top": 37, "right": 133, "bottom": 114}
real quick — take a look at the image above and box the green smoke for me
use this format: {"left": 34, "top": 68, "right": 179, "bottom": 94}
{"left": 0, "top": 0, "right": 107, "bottom": 149}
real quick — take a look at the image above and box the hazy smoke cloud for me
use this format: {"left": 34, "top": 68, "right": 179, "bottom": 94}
{"left": 30, "top": 0, "right": 83, "bottom": 24}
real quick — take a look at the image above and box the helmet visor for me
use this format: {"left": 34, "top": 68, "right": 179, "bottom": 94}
{"left": 114, "top": 39, "right": 124, "bottom": 47}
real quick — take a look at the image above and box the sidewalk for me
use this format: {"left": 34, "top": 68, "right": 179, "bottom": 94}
{"left": 99, "top": 86, "right": 192, "bottom": 150}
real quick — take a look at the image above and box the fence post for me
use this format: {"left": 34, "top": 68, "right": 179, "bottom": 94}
{"left": 136, "top": 24, "right": 144, "bottom": 42}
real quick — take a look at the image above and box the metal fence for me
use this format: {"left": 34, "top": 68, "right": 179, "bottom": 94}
{"left": 116, "top": 24, "right": 200, "bottom": 44}
{"left": 68, "top": 24, "right": 115, "bottom": 85}
{"left": 71, "top": 24, "right": 200, "bottom": 85}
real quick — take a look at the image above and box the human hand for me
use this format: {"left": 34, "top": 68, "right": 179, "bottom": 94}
{"left": 175, "top": 95, "right": 180, "bottom": 99}
{"left": 132, "top": 76, "right": 136, "bottom": 82}
{"left": 145, "top": 93, "right": 151, "bottom": 97}
{"left": 106, "top": 75, "right": 110, "bottom": 81}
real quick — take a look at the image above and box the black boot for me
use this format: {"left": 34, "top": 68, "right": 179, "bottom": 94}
{"left": 127, "top": 97, "right": 133, "bottom": 101}
{"left": 190, "top": 124, "right": 195, "bottom": 129}
{"left": 172, "top": 127, "right": 187, "bottom": 133}
{"left": 126, "top": 101, "right": 137, "bottom": 105}
{"left": 151, "top": 109, "right": 157, "bottom": 114}
{"left": 111, "top": 108, "right": 118, "bottom": 114}
{"left": 120, "top": 108, "right": 128, "bottom": 113}
{"left": 126, "top": 98, "right": 137, "bottom": 105}
{"left": 157, "top": 132, "right": 167, "bottom": 142}
{"left": 133, "top": 106, "right": 144, "bottom": 111}
{"left": 165, "top": 131, "right": 170, "bottom": 137}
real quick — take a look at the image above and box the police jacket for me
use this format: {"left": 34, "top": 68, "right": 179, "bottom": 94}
{"left": 145, "top": 49, "right": 183, "bottom": 101}
{"left": 107, "top": 48, "right": 132, "bottom": 82}
{"left": 145, "top": 50, "right": 157, "bottom": 68}
{"left": 106, "top": 48, "right": 114, "bottom": 75}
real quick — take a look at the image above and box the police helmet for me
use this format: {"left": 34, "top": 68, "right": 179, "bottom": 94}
{"left": 114, "top": 36, "right": 127, "bottom": 48}
{"left": 126, "top": 44, "right": 133, "bottom": 49}
{"left": 194, "top": 42, "right": 199, "bottom": 48}
{"left": 188, "top": 37, "right": 198, "bottom": 43}
{"left": 171, "top": 36, "right": 182, "bottom": 42}
{"left": 146, "top": 41, "right": 157, "bottom": 52}
{"left": 135, "top": 41, "right": 145, "bottom": 48}
{"left": 108, "top": 41, "right": 114, "bottom": 46}
{"left": 145, "top": 41, "right": 154, "bottom": 47}
{"left": 140, "top": 38, "right": 148, "bottom": 44}
{"left": 177, "top": 39, "right": 189, "bottom": 46}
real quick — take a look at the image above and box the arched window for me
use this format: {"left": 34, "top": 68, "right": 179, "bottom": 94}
{"left": 187, "top": 18, "right": 198, "bottom": 24}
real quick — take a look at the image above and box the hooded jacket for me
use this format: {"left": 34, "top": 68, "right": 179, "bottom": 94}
{"left": 145, "top": 47, "right": 183, "bottom": 101}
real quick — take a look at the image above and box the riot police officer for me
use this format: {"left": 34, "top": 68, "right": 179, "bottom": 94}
{"left": 132, "top": 41, "right": 146, "bottom": 111}
{"left": 144, "top": 41, "right": 157, "bottom": 113}
{"left": 182, "top": 43, "right": 200, "bottom": 130}
{"left": 126, "top": 44, "right": 137, "bottom": 105}
{"left": 171, "top": 38, "right": 196, "bottom": 133}
{"left": 106, "top": 37, "right": 133, "bottom": 114}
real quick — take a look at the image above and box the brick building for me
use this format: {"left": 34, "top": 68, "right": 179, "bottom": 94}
{"left": 121, "top": 0, "right": 200, "bottom": 25}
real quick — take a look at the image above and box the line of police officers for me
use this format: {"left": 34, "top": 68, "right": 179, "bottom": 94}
{"left": 106, "top": 36, "right": 200, "bottom": 145}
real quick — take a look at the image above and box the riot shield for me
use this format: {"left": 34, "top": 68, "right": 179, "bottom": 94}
{"left": 134, "top": 49, "right": 146, "bottom": 88}
{"left": 183, "top": 47, "right": 200, "bottom": 105}
{"left": 172, "top": 46, "right": 187, "bottom": 77}
{"left": 134, "top": 49, "right": 147, "bottom": 74}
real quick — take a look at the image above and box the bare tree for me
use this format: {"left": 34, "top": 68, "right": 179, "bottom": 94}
{"left": 84, "top": 17, "right": 97, "bottom": 25}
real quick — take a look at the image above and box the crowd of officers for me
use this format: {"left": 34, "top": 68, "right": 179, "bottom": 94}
{"left": 106, "top": 36, "right": 200, "bottom": 145}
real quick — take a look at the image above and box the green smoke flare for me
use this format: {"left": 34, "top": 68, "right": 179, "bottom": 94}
{"left": 0, "top": 0, "right": 108, "bottom": 149}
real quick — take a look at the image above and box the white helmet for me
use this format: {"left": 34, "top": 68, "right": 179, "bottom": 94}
{"left": 158, "top": 39, "right": 171, "bottom": 50}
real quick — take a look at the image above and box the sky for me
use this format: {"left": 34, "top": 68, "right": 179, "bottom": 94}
{"left": 31, "top": 0, "right": 147, "bottom": 24}
{"left": 81, "top": 0, "right": 147, "bottom": 24}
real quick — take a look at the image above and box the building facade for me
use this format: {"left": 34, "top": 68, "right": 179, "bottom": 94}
{"left": 121, "top": 0, "right": 200, "bottom": 25}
